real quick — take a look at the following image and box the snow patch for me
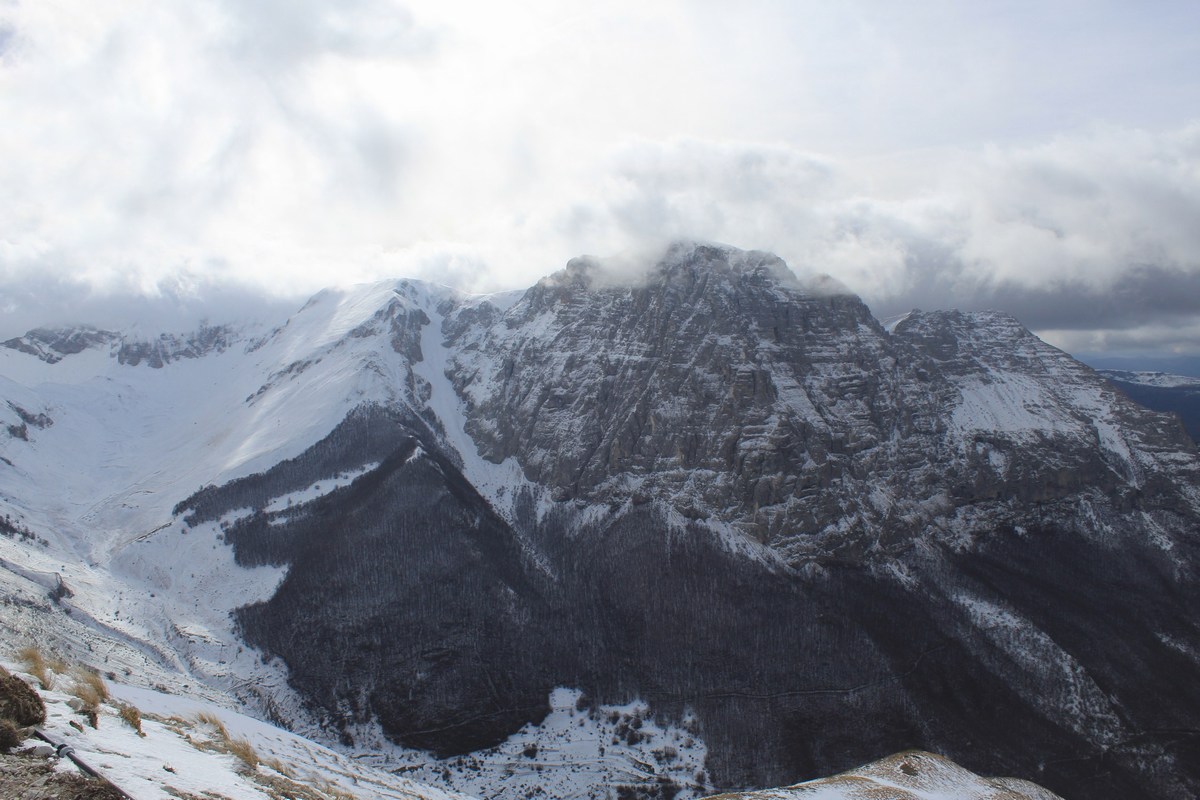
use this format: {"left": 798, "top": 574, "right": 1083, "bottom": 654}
{"left": 358, "top": 688, "right": 712, "bottom": 800}
{"left": 263, "top": 463, "right": 379, "bottom": 514}
{"left": 5, "top": 662, "right": 471, "bottom": 800}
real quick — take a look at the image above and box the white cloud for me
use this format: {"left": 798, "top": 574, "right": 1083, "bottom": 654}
{"left": 512, "top": 127, "right": 1200, "bottom": 349}
{"left": 0, "top": 2, "right": 1199, "bottom": 352}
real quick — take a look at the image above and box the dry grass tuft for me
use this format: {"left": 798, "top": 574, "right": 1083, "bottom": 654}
{"left": 181, "top": 713, "right": 357, "bottom": 798}
{"left": 0, "top": 664, "right": 46, "bottom": 727}
{"left": 189, "top": 713, "right": 260, "bottom": 774}
{"left": 226, "top": 736, "right": 260, "bottom": 773}
{"left": 16, "top": 646, "right": 54, "bottom": 690}
{"left": 0, "top": 718, "right": 26, "bottom": 753}
{"left": 254, "top": 770, "right": 359, "bottom": 800}
{"left": 194, "top": 711, "right": 229, "bottom": 740}
{"left": 311, "top": 776, "right": 357, "bottom": 800}
{"left": 70, "top": 667, "right": 109, "bottom": 709}
{"left": 117, "top": 702, "right": 145, "bottom": 736}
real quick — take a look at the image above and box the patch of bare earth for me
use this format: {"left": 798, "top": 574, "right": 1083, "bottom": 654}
{"left": 0, "top": 749, "right": 127, "bottom": 800}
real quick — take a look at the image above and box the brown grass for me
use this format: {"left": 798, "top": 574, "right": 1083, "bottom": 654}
{"left": 182, "top": 713, "right": 357, "bottom": 798}
{"left": 254, "top": 771, "right": 359, "bottom": 800}
{"left": 70, "top": 667, "right": 109, "bottom": 709}
{"left": 310, "top": 776, "right": 357, "bottom": 800}
{"left": 194, "top": 711, "right": 230, "bottom": 740}
{"left": 0, "top": 718, "right": 26, "bottom": 753}
{"left": 190, "top": 713, "right": 261, "bottom": 775}
{"left": 117, "top": 702, "right": 145, "bottom": 736}
{"left": 226, "top": 736, "right": 260, "bottom": 773}
{"left": 0, "top": 664, "right": 46, "bottom": 727}
{"left": 16, "top": 646, "right": 53, "bottom": 690}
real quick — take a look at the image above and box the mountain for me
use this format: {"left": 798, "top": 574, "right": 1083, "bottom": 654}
{"left": 1, "top": 242, "right": 1199, "bottom": 800}
{"left": 1098, "top": 369, "right": 1200, "bottom": 443}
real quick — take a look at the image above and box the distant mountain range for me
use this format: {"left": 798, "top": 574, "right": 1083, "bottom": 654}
{"left": 1097, "top": 369, "right": 1200, "bottom": 443}
{"left": 1082, "top": 354, "right": 1200, "bottom": 379}
{"left": 2, "top": 242, "right": 1198, "bottom": 800}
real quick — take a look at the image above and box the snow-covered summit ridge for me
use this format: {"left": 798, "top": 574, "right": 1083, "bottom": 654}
{"left": 447, "top": 246, "right": 1200, "bottom": 556}
{"left": 707, "top": 750, "right": 1063, "bottom": 800}
{"left": 540, "top": 240, "right": 843, "bottom": 296}
{"left": 2, "top": 238, "right": 1197, "bottom": 567}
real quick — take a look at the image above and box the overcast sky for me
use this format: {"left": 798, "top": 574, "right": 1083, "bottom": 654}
{"left": 1, "top": 1, "right": 1199, "bottom": 356}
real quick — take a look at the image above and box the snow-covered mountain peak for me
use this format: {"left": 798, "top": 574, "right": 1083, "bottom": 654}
{"left": 2, "top": 246, "right": 1200, "bottom": 800}
{"left": 717, "top": 751, "right": 1064, "bottom": 799}
{"left": 652, "top": 240, "right": 802, "bottom": 289}
{"left": 279, "top": 278, "right": 446, "bottom": 346}
{"left": 535, "top": 241, "right": 808, "bottom": 299}
{"left": 0, "top": 320, "right": 263, "bottom": 373}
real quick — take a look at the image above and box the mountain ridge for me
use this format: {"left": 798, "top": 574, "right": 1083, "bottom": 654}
{"left": 1, "top": 242, "right": 1198, "bottom": 799}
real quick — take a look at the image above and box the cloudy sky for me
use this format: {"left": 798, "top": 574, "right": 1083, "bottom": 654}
{"left": 1, "top": 1, "right": 1199, "bottom": 356}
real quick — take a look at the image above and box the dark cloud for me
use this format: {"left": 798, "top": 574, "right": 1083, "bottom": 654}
{"left": 988, "top": 267, "right": 1200, "bottom": 333}
{"left": 871, "top": 260, "right": 1200, "bottom": 332}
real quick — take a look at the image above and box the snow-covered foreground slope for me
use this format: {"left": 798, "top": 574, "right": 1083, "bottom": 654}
{"left": 705, "top": 751, "right": 1063, "bottom": 800}
{"left": 1, "top": 241, "right": 1199, "bottom": 800}
{"left": 1, "top": 652, "right": 1063, "bottom": 800}
{"left": 2, "top": 656, "right": 472, "bottom": 800}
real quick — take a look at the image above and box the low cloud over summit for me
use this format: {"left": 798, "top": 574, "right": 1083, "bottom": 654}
{"left": 1, "top": 2, "right": 1198, "bottom": 355}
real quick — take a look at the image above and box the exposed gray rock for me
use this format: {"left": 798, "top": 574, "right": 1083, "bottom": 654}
{"left": 2, "top": 327, "right": 119, "bottom": 363}
{"left": 116, "top": 324, "right": 235, "bottom": 368}
{"left": 447, "top": 243, "right": 1199, "bottom": 561}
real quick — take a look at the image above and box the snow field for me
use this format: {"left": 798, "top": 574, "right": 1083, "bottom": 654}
{"left": 3, "top": 655, "right": 472, "bottom": 800}
{"left": 360, "top": 688, "right": 712, "bottom": 800}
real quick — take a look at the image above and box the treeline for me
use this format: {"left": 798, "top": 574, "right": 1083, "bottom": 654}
{"left": 0, "top": 514, "right": 43, "bottom": 545}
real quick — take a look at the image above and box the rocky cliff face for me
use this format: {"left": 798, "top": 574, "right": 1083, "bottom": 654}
{"left": 447, "top": 243, "right": 943, "bottom": 556}
{"left": 4, "top": 242, "right": 1200, "bottom": 800}
{"left": 447, "top": 243, "right": 1199, "bottom": 561}
{"left": 2, "top": 324, "right": 239, "bottom": 368}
